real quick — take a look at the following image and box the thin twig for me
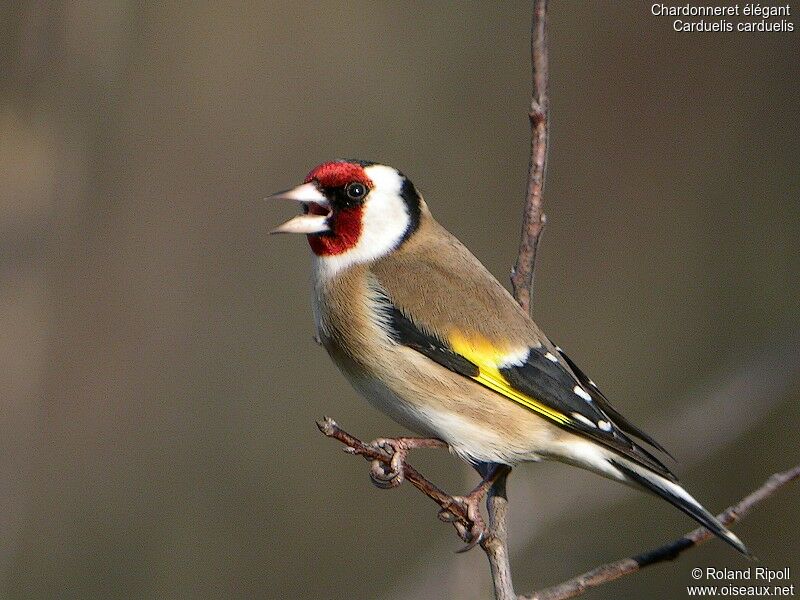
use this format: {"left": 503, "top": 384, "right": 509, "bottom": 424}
{"left": 314, "top": 4, "right": 795, "bottom": 600}
{"left": 488, "top": 2, "right": 551, "bottom": 598}
{"left": 380, "top": 339, "right": 800, "bottom": 600}
{"left": 316, "top": 418, "right": 480, "bottom": 544}
{"left": 520, "top": 465, "right": 800, "bottom": 600}
{"left": 319, "top": 3, "right": 553, "bottom": 598}
{"left": 483, "top": 474, "right": 516, "bottom": 600}
{"left": 511, "top": 0, "right": 549, "bottom": 315}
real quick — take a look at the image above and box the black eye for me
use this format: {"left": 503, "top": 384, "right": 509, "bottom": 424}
{"left": 345, "top": 182, "right": 367, "bottom": 200}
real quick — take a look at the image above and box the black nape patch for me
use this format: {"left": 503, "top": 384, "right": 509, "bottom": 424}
{"left": 397, "top": 176, "right": 422, "bottom": 246}
{"left": 385, "top": 305, "right": 478, "bottom": 378}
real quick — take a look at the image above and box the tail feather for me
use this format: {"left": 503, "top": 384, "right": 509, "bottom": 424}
{"left": 610, "top": 459, "right": 752, "bottom": 558}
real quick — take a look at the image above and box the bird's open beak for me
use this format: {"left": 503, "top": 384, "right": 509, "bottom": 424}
{"left": 267, "top": 182, "right": 332, "bottom": 234}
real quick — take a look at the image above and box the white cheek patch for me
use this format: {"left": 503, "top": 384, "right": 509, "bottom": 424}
{"left": 315, "top": 165, "right": 411, "bottom": 280}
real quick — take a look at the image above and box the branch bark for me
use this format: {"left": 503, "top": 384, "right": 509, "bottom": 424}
{"left": 483, "top": 474, "right": 516, "bottom": 600}
{"left": 318, "top": 419, "right": 800, "bottom": 600}
{"left": 521, "top": 465, "right": 800, "bottom": 600}
{"left": 511, "top": 0, "right": 549, "bottom": 315}
{"left": 380, "top": 337, "right": 800, "bottom": 600}
{"left": 488, "top": 1, "right": 551, "bottom": 597}
{"left": 316, "top": 418, "right": 487, "bottom": 547}
{"left": 316, "top": 3, "right": 796, "bottom": 600}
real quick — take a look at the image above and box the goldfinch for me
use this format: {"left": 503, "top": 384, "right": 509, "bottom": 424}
{"left": 269, "top": 159, "right": 750, "bottom": 556}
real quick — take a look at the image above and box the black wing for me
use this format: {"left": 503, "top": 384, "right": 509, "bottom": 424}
{"left": 381, "top": 299, "right": 675, "bottom": 480}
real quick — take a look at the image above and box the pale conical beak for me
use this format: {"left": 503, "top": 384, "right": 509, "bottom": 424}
{"left": 267, "top": 182, "right": 331, "bottom": 235}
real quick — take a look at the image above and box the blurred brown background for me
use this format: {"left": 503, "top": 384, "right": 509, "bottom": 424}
{"left": 1, "top": 2, "right": 798, "bottom": 599}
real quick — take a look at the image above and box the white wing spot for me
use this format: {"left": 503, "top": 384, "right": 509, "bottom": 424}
{"left": 573, "top": 385, "right": 592, "bottom": 402}
{"left": 588, "top": 380, "right": 598, "bottom": 388}
{"left": 572, "top": 413, "right": 598, "bottom": 428}
{"left": 499, "top": 347, "right": 530, "bottom": 368}
{"left": 598, "top": 420, "right": 612, "bottom": 431}
{"left": 544, "top": 352, "right": 558, "bottom": 363}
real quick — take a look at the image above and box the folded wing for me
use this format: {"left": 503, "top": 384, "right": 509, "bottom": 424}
{"left": 383, "top": 301, "right": 675, "bottom": 480}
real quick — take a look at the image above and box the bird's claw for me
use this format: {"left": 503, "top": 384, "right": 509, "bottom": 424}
{"left": 361, "top": 436, "right": 493, "bottom": 551}
{"left": 437, "top": 508, "right": 459, "bottom": 523}
{"left": 369, "top": 457, "right": 404, "bottom": 488}
{"left": 367, "top": 438, "right": 407, "bottom": 489}
{"left": 440, "top": 494, "right": 488, "bottom": 553}
{"left": 455, "top": 528, "right": 485, "bottom": 553}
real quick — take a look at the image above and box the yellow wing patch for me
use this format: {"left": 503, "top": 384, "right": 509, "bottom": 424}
{"left": 448, "top": 332, "right": 571, "bottom": 425}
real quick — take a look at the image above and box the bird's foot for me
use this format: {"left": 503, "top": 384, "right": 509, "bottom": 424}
{"left": 438, "top": 490, "right": 489, "bottom": 552}
{"left": 366, "top": 437, "right": 448, "bottom": 489}
{"left": 438, "top": 464, "right": 511, "bottom": 552}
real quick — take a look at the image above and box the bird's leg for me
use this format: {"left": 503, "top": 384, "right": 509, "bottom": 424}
{"left": 367, "top": 436, "right": 448, "bottom": 489}
{"left": 439, "top": 463, "right": 512, "bottom": 552}
{"left": 318, "top": 419, "right": 510, "bottom": 553}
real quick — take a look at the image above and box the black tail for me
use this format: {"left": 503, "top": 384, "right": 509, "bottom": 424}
{"left": 611, "top": 459, "right": 752, "bottom": 557}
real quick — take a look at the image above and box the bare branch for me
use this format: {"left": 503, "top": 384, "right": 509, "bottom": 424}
{"left": 316, "top": 418, "right": 486, "bottom": 547}
{"left": 315, "top": 4, "right": 796, "bottom": 600}
{"left": 511, "top": 0, "right": 549, "bottom": 314}
{"left": 521, "top": 465, "right": 800, "bottom": 600}
{"left": 380, "top": 338, "right": 799, "bottom": 600}
{"left": 483, "top": 475, "right": 516, "bottom": 600}
{"left": 487, "top": 2, "right": 551, "bottom": 597}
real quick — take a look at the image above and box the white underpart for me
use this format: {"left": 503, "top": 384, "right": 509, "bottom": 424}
{"left": 419, "top": 407, "right": 534, "bottom": 464}
{"left": 314, "top": 165, "right": 411, "bottom": 280}
{"left": 335, "top": 348, "right": 533, "bottom": 465}
{"left": 573, "top": 385, "right": 592, "bottom": 402}
{"left": 551, "top": 439, "right": 621, "bottom": 479}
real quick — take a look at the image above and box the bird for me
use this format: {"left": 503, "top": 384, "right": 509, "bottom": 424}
{"left": 268, "top": 159, "right": 750, "bottom": 556}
